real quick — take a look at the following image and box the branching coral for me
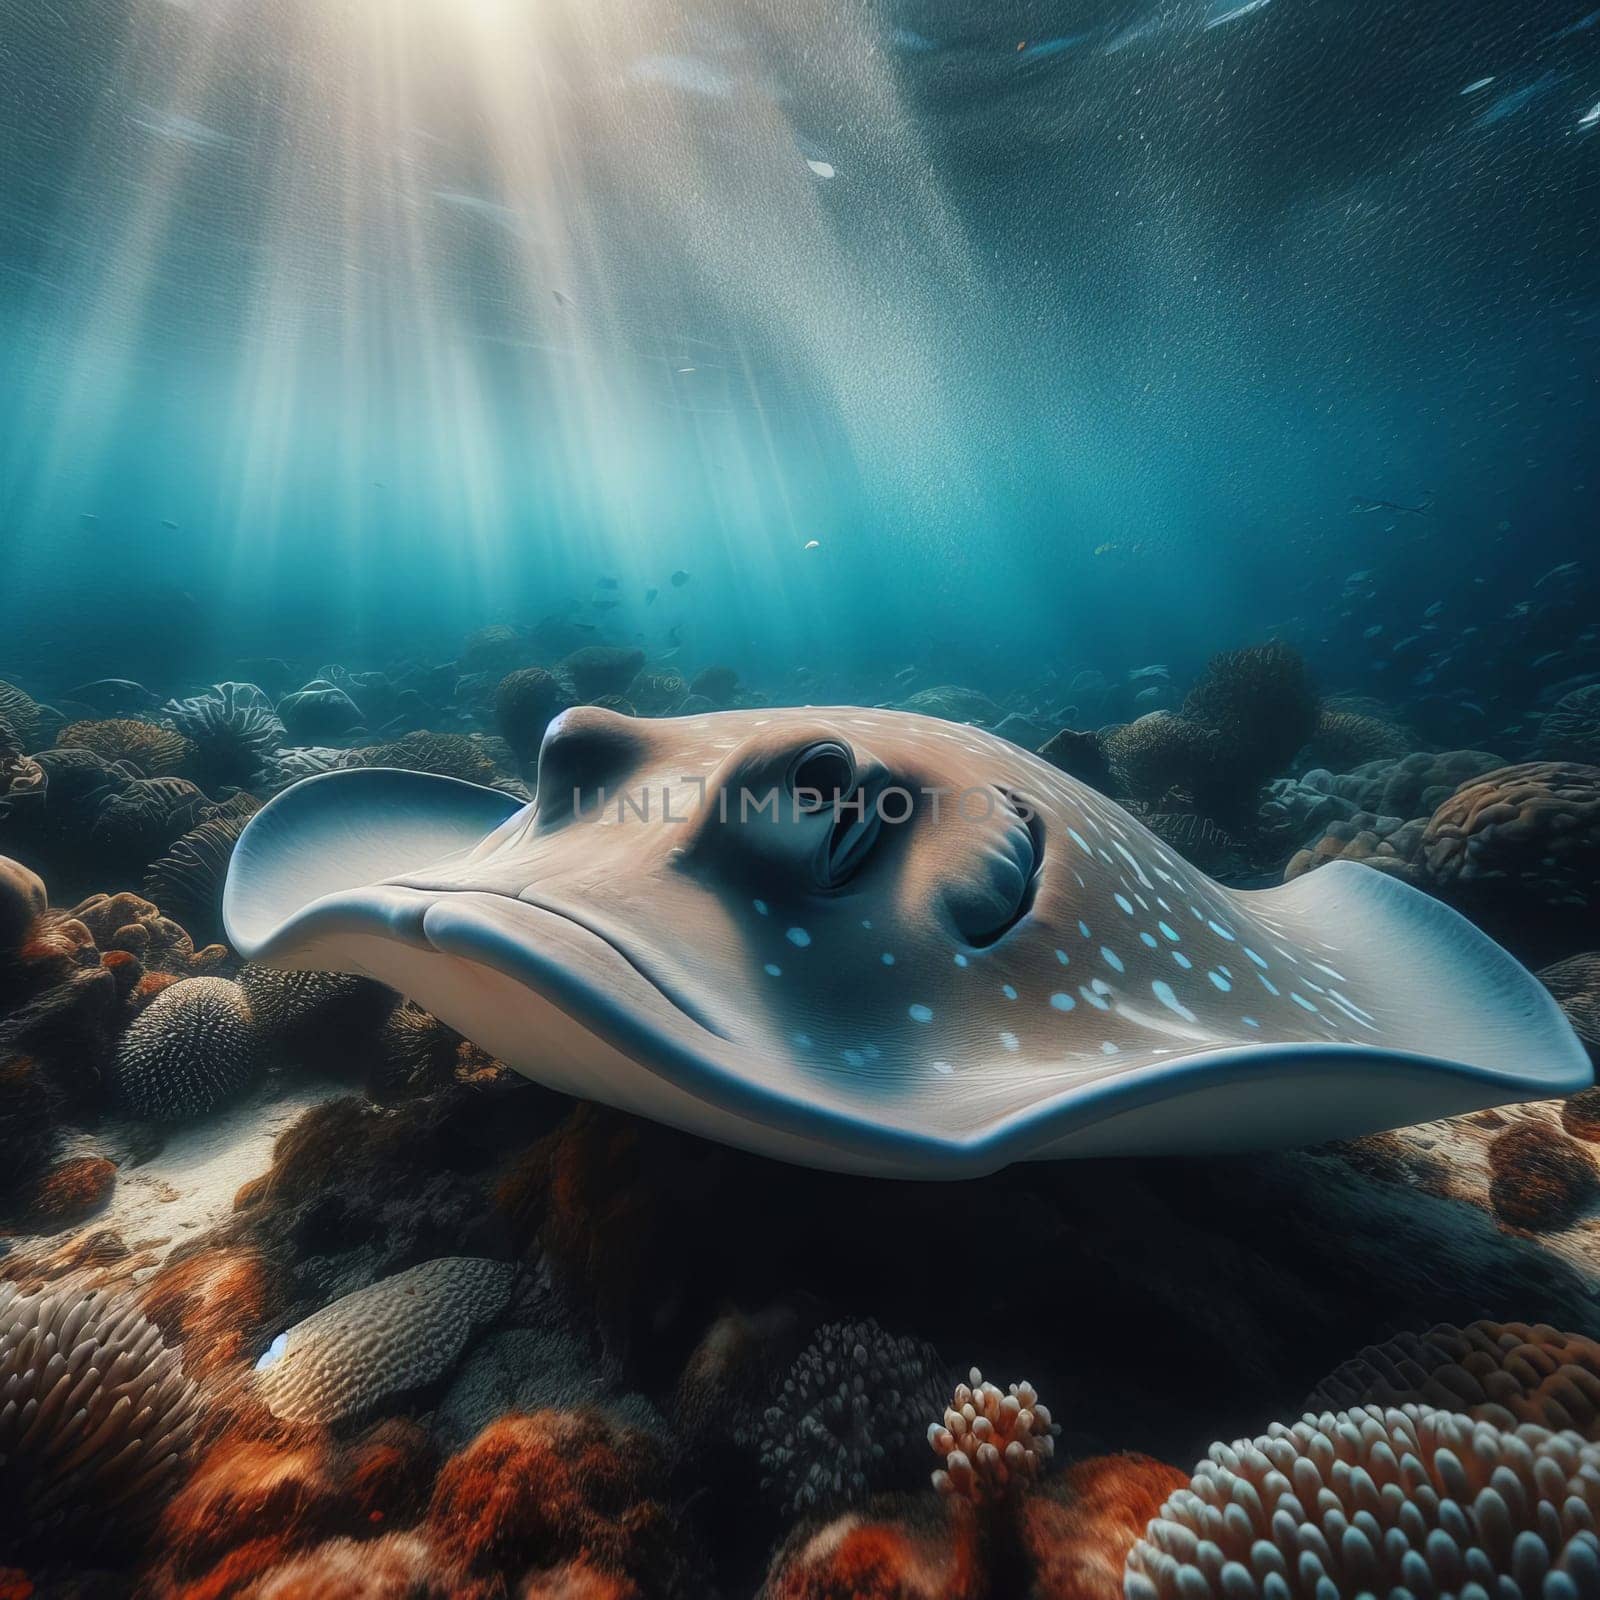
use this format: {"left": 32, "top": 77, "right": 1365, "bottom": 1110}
{"left": 0, "top": 1283, "right": 201, "bottom": 1555}
{"left": 254, "top": 1256, "right": 515, "bottom": 1425}
{"left": 58, "top": 718, "right": 194, "bottom": 777}
{"left": 494, "top": 667, "right": 569, "bottom": 765}
{"left": 1125, "top": 1405, "right": 1600, "bottom": 1600}
{"left": 755, "top": 1319, "right": 951, "bottom": 1516}
{"left": 111, "top": 975, "right": 265, "bottom": 1119}
{"left": 928, "top": 1368, "right": 1059, "bottom": 1503}
{"left": 163, "top": 682, "right": 285, "bottom": 791}
{"left": 1305, "top": 1320, "right": 1600, "bottom": 1440}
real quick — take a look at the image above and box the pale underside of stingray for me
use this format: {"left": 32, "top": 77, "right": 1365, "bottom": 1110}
{"left": 223, "top": 706, "right": 1589, "bottom": 1177}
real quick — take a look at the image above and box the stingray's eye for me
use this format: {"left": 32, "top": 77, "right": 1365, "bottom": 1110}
{"left": 787, "top": 741, "right": 856, "bottom": 811}
{"left": 949, "top": 788, "right": 1044, "bottom": 948}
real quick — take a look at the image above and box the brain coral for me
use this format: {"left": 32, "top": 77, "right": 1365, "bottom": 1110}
{"left": 0, "top": 678, "right": 44, "bottom": 750}
{"left": 494, "top": 667, "right": 569, "bottom": 765}
{"left": 1421, "top": 761, "right": 1600, "bottom": 908}
{"left": 1305, "top": 1320, "right": 1600, "bottom": 1440}
{"left": 111, "top": 974, "right": 265, "bottom": 1119}
{"left": 255, "top": 1256, "right": 515, "bottom": 1425}
{"left": 354, "top": 731, "right": 500, "bottom": 785}
{"left": 163, "top": 682, "right": 285, "bottom": 790}
{"left": 1125, "top": 1404, "right": 1600, "bottom": 1600}
{"left": 899, "top": 684, "right": 1004, "bottom": 726}
{"left": 1541, "top": 685, "right": 1600, "bottom": 765}
{"left": 928, "top": 1367, "right": 1059, "bottom": 1503}
{"left": 756, "top": 1318, "right": 951, "bottom": 1516}
{"left": 1283, "top": 812, "right": 1429, "bottom": 886}
{"left": 58, "top": 717, "right": 193, "bottom": 777}
{"left": 1301, "top": 705, "right": 1412, "bottom": 772}
{"left": 0, "top": 1282, "right": 201, "bottom": 1554}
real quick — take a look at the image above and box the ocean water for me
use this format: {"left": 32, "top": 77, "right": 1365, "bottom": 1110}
{"left": 3, "top": 1, "right": 1600, "bottom": 1595}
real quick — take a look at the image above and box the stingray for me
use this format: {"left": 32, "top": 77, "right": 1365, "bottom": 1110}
{"left": 224, "top": 706, "right": 1589, "bottom": 1176}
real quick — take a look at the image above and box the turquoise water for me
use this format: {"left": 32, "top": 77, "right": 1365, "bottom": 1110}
{"left": 1, "top": 0, "right": 1594, "bottom": 691}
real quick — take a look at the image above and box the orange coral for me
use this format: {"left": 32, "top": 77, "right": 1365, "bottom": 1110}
{"left": 58, "top": 718, "right": 193, "bottom": 777}
{"left": 27, "top": 1155, "right": 116, "bottom": 1227}
{"left": 1487, "top": 1117, "right": 1599, "bottom": 1231}
{"left": 1021, "top": 1454, "right": 1189, "bottom": 1600}
{"left": 142, "top": 1245, "right": 279, "bottom": 1379}
{"left": 425, "top": 1411, "right": 683, "bottom": 1590}
{"left": 760, "top": 1500, "right": 982, "bottom": 1600}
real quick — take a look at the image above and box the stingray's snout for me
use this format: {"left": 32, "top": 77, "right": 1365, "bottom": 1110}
{"left": 691, "top": 727, "right": 889, "bottom": 892}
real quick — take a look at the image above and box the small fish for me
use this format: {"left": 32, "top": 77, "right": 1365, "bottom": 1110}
{"left": 805, "top": 159, "right": 836, "bottom": 179}
{"left": 1423, "top": 601, "right": 1445, "bottom": 619}
{"left": 572, "top": 621, "right": 597, "bottom": 632}
{"left": 893, "top": 665, "right": 918, "bottom": 682}
{"left": 645, "top": 587, "right": 659, "bottom": 605}
{"left": 1461, "top": 77, "right": 1496, "bottom": 95}
{"left": 161, "top": 518, "right": 179, "bottom": 530}
{"left": 1535, "top": 562, "right": 1581, "bottom": 589}
{"left": 670, "top": 569, "right": 691, "bottom": 587}
{"left": 596, "top": 577, "right": 620, "bottom": 590}
{"left": 1363, "top": 624, "right": 1384, "bottom": 640}
{"left": 803, "top": 539, "right": 820, "bottom": 551}
{"left": 1350, "top": 493, "right": 1433, "bottom": 517}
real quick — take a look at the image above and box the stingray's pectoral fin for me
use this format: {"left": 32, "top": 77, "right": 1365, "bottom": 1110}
{"left": 222, "top": 768, "right": 523, "bottom": 967}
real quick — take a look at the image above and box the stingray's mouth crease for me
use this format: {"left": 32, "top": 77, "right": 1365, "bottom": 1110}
{"left": 416, "top": 882, "right": 736, "bottom": 1043}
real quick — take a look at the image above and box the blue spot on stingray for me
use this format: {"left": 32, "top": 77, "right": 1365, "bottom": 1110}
{"left": 1100, "top": 1041, "right": 1120, "bottom": 1055}
{"left": 881, "top": 952, "right": 895, "bottom": 966}
{"left": 843, "top": 1048, "right": 865, "bottom": 1067}
{"left": 255, "top": 1331, "right": 288, "bottom": 1373}
{"left": 1002, "top": 984, "right": 1018, "bottom": 1000}
{"left": 1258, "top": 973, "right": 1280, "bottom": 996}
{"left": 1140, "top": 932, "right": 1158, "bottom": 949}
{"left": 1208, "top": 971, "right": 1232, "bottom": 992}
{"left": 1114, "top": 893, "right": 1134, "bottom": 915}
{"left": 1055, "top": 949, "right": 1070, "bottom": 965}
{"left": 1158, "top": 921, "right": 1179, "bottom": 942}
{"left": 1291, "top": 991, "right": 1319, "bottom": 1013}
{"left": 1079, "top": 985, "right": 1110, "bottom": 1011}
{"left": 1068, "top": 827, "right": 1091, "bottom": 852}
{"left": 1050, "top": 992, "right": 1076, "bottom": 1011}
{"left": 1242, "top": 1016, "right": 1261, "bottom": 1029}
{"left": 1100, "top": 947, "right": 1125, "bottom": 973}
{"left": 860, "top": 918, "right": 873, "bottom": 930}
{"left": 1000, "top": 1031, "right": 1020, "bottom": 1052}
{"left": 1172, "top": 951, "right": 1193, "bottom": 970}
{"left": 1078, "top": 920, "right": 1092, "bottom": 939}
{"left": 1245, "top": 947, "right": 1269, "bottom": 969}
{"left": 764, "top": 963, "right": 782, "bottom": 977}
{"left": 954, "top": 953, "right": 969, "bottom": 967}
{"left": 909, "top": 1003, "right": 933, "bottom": 1023}
{"left": 753, "top": 899, "right": 768, "bottom": 916}
{"left": 792, "top": 1032, "right": 813, "bottom": 1048}
{"left": 786, "top": 927, "right": 810, "bottom": 947}
{"left": 1208, "top": 920, "right": 1236, "bottom": 941}
{"left": 1152, "top": 980, "right": 1196, "bottom": 1022}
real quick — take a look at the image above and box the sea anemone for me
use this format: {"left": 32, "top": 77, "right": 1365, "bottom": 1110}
{"left": 1305, "top": 1320, "right": 1600, "bottom": 1441}
{"left": 238, "top": 962, "right": 396, "bottom": 1058}
{"left": 928, "top": 1368, "right": 1059, "bottom": 1503}
{"left": 1183, "top": 641, "right": 1319, "bottom": 763}
{"left": 562, "top": 645, "right": 646, "bottom": 702}
{"left": 110, "top": 974, "right": 265, "bottom": 1119}
{"left": 755, "top": 1318, "right": 951, "bottom": 1516}
{"left": 1102, "top": 712, "right": 1229, "bottom": 811}
{"left": 144, "top": 811, "right": 253, "bottom": 945}
{"left": 494, "top": 667, "right": 570, "bottom": 765}
{"left": 255, "top": 1256, "right": 515, "bottom": 1425}
{"left": 1300, "top": 705, "right": 1412, "bottom": 771}
{"left": 163, "top": 681, "right": 285, "bottom": 790}
{"left": 58, "top": 717, "right": 194, "bottom": 777}
{"left": 1124, "top": 1404, "right": 1600, "bottom": 1600}
{"left": 86, "top": 774, "right": 211, "bottom": 871}
{"left": 0, "top": 1282, "right": 201, "bottom": 1555}
{"left": 760, "top": 1497, "right": 982, "bottom": 1600}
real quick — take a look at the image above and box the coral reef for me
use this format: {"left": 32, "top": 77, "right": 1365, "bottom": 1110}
{"left": 354, "top": 731, "right": 499, "bottom": 785}
{"left": 628, "top": 670, "right": 689, "bottom": 716}
{"left": 928, "top": 1368, "right": 1059, "bottom": 1503}
{"left": 691, "top": 664, "right": 739, "bottom": 705}
{"left": 1540, "top": 684, "right": 1600, "bottom": 765}
{"left": 59, "top": 716, "right": 194, "bottom": 776}
{"left": 759, "top": 1497, "right": 982, "bottom": 1600}
{"left": 0, "top": 851, "right": 46, "bottom": 956}
{"left": 1300, "top": 704, "right": 1412, "bottom": 770}
{"left": 1125, "top": 1405, "right": 1600, "bottom": 1600}
{"left": 276, "top": 680, "right": 366, "bottom": 742}
{"left": 1305, "top": 1319, "right": 1600, "bottom": 1438}
{"left": 562, "top": 645, "right": 646, "bottom": 702}
{"left": 144, "top": 811, "right": 254, "bottom": 945}
{"left": 1283, "top": 811, "right": 1429, "bottom": 885}
{"left": 111, "top": 975, "right": 265, "bottom": 1119}
{"left": 494, "top": 667, "right": 569, "bottom": 765}
{"left": 254, "top": 1256, "right": 515, "bottom": 1424}
{"left": 1038, "top": 726, "right": 1115, "bottom": 792}
{"left": 899, "top": 684, "right": 1003, "bottom": 725}
{"left": 0, "top": 1283, "right": 201, "bottom": 1556}
{"left": 756, "top": 1319, "right": 951, "bottom": 1516}
{"left": 1486, "top": 1118, "right": 1598, "bottom": 1231}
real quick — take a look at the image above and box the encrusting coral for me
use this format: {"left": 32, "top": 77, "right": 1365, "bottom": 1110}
{"left": 352, "top": 730, "right": 500, "bottom": 785}
{"left": 927, "top": 1368, "right": 1060, "bottom": 1503}
{"left": 0, "top": 1282, "right": 202, "bottom": 1556}
{"left": 1486, "top": 1118, "right": 1599, "bottom": 1232}
{"left": 111, "top": 974, "right": 265, "bottom": 1119}
{"left": 1305, "top": 1319, "right": 1600, "bottom": 1440}
{"left": 254, "top": 1256, "right": 515, "bottom": 1425}
{"left": 1125, "top": 1404, "right": 1600, "bottom": 1600}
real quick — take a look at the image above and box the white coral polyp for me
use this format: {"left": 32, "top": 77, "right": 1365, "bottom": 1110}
{"left": 1125, "top": 1404, "right": 1600, "bottom": 1600}
{"left": 928, "top": 1366, "right": 1058, "bottom": 1502}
